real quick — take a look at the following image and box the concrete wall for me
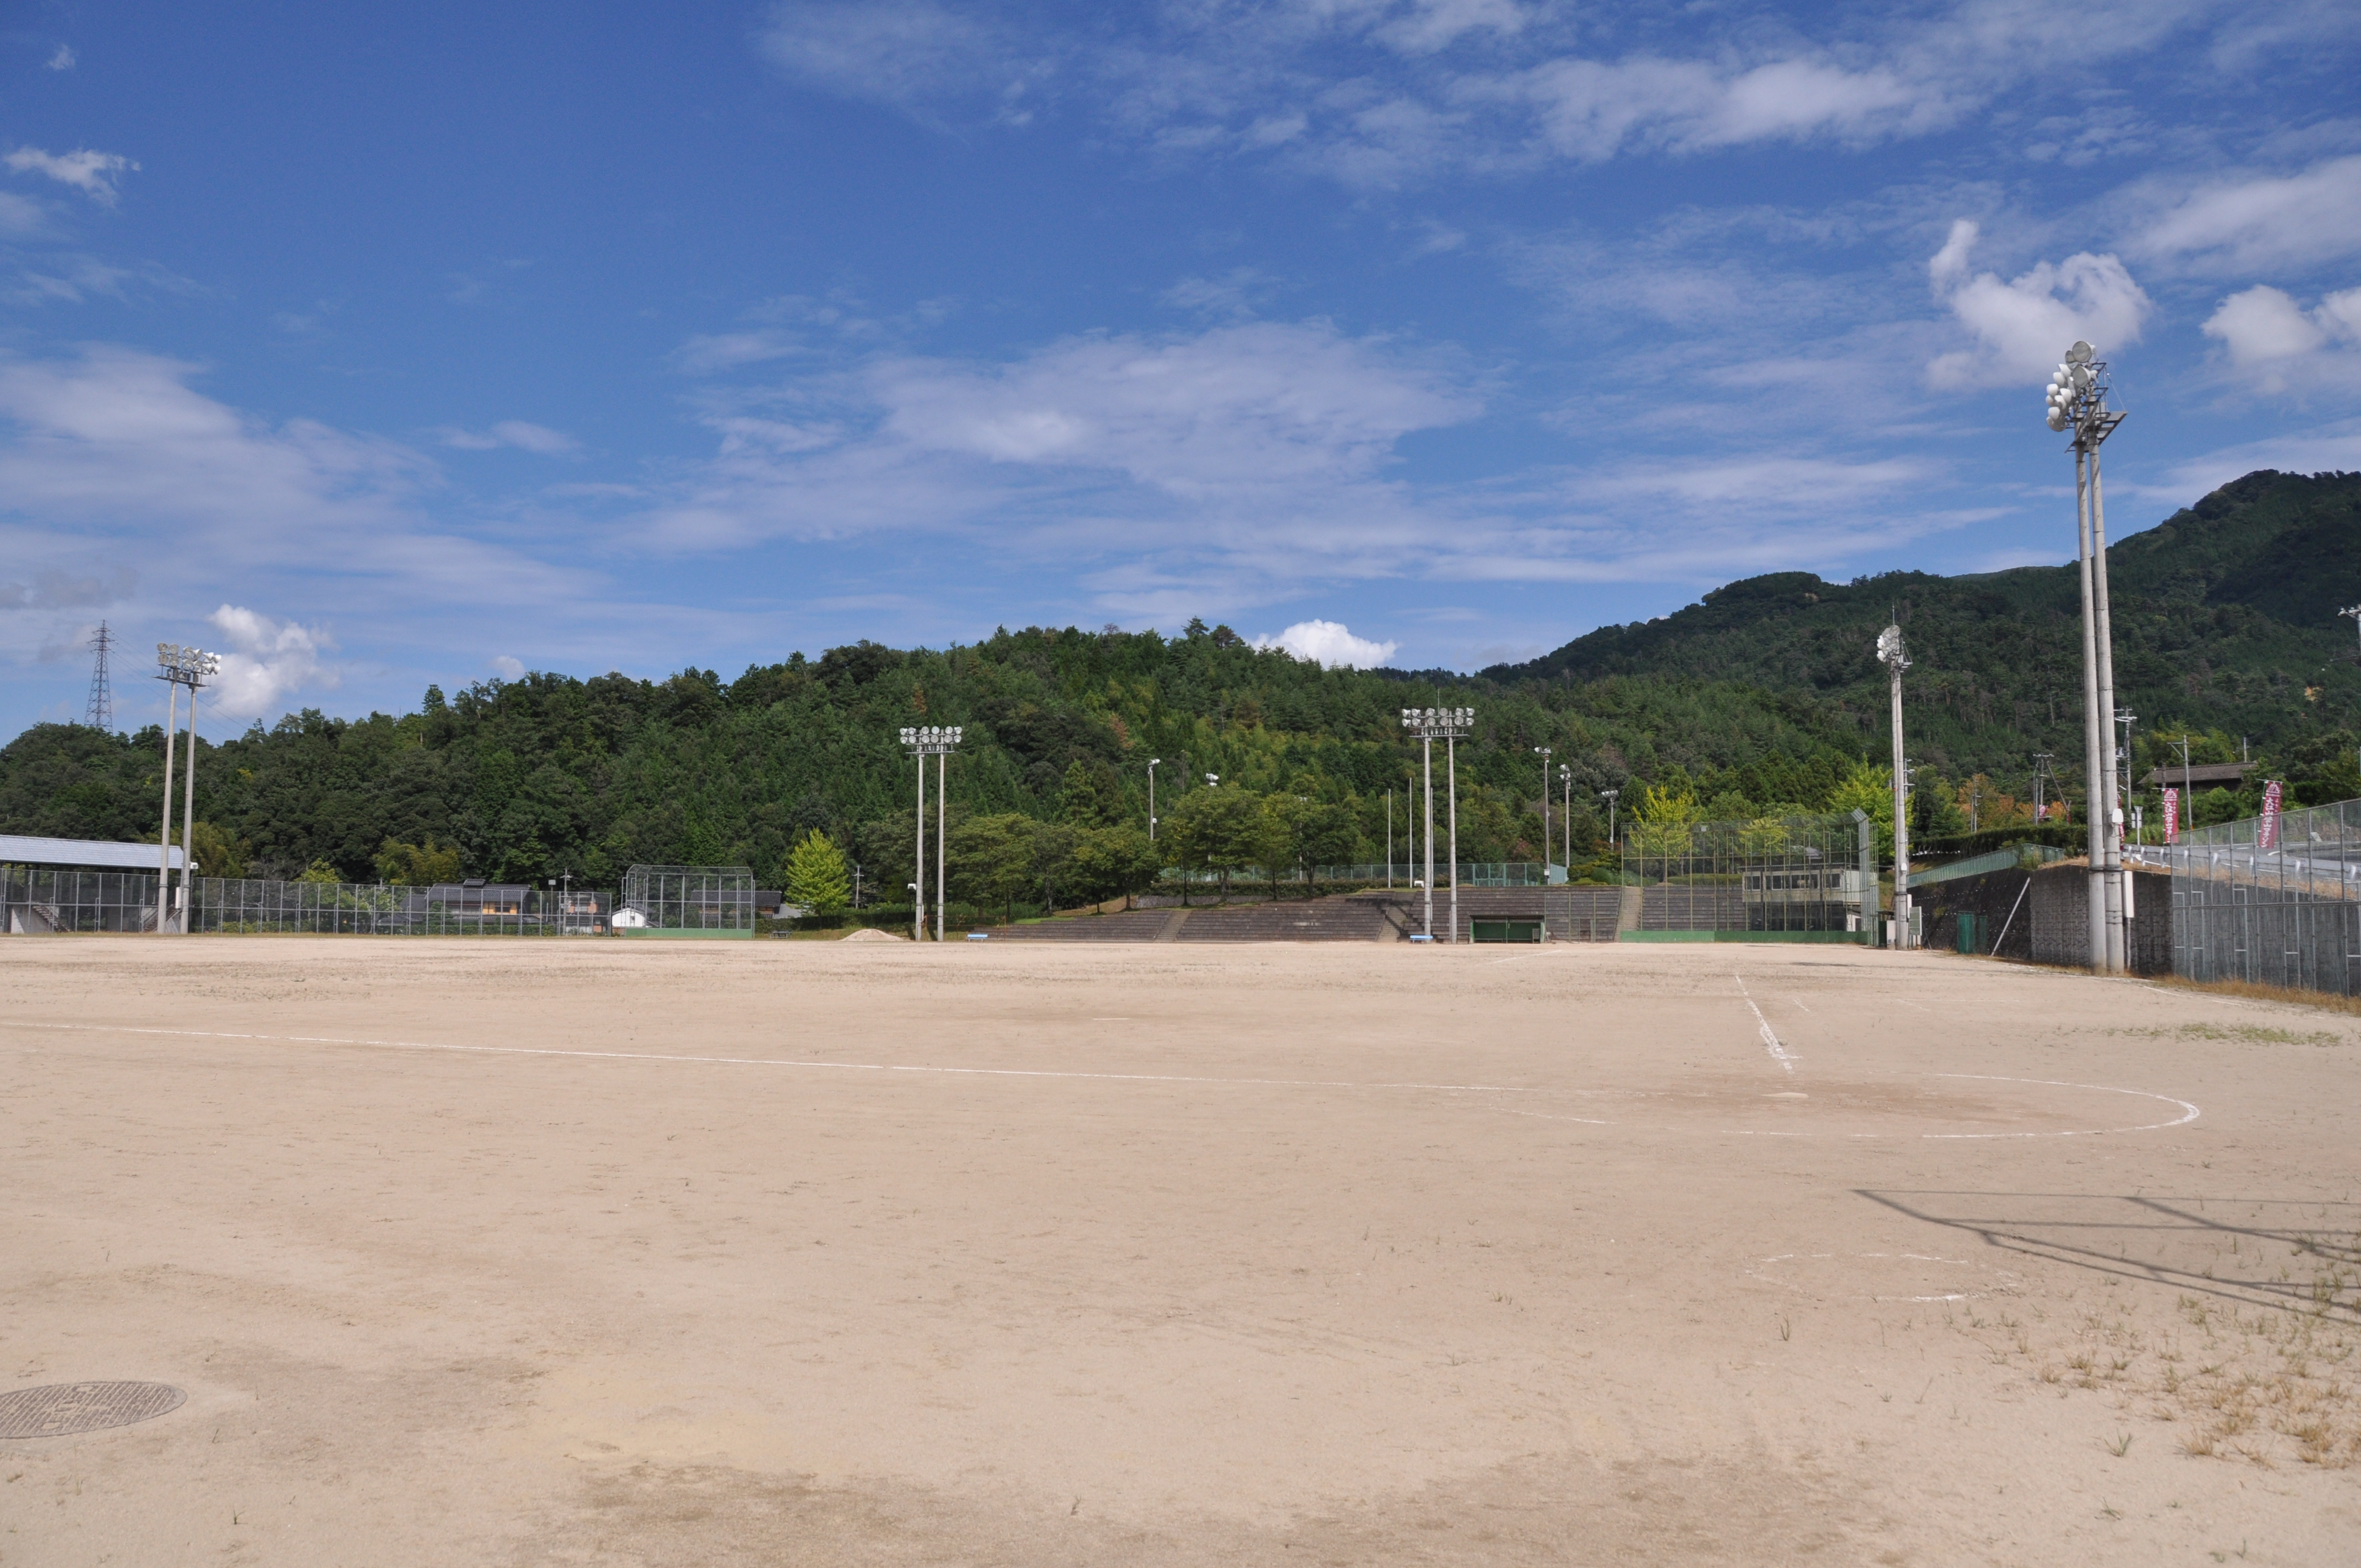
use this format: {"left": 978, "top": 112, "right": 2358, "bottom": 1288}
{"left": 2028, "top": 864, "right": 2172, "bottom": 974}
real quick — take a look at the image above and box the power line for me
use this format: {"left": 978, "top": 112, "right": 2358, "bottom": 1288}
{"left": 83, "top": 621, "right": 114, "bottom": 732}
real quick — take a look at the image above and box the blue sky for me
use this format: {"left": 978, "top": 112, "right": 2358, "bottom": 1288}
{"left": 4, "top": 1, "right": 2360, "bottom": 736}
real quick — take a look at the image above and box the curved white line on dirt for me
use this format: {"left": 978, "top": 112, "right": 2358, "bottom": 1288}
{"left": 1917, "top": 1073, "right": 2201, "bottom": 1139}
{"left": 0, "top": 1019, "right": 1537, "bottom": 1096}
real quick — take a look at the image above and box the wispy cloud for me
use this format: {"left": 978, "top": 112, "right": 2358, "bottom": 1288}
{"left": 45, "top": 44, "right": 75, "bottom": 72}
{"left": 2130, "top": 154, "right": 2361, "bottom": 274}
{"left": 755, "top": 1, "right": 2306, "bottom": 189}
{"left": 3, "top": 146, "right": 139, "bottom": 205}
{"left": 434, "top": 420, "right": 580, "bottom": 455}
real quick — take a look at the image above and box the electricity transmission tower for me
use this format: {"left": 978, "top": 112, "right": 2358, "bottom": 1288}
{"left": 83, "top": 621, "right": 115, "bottom": 732}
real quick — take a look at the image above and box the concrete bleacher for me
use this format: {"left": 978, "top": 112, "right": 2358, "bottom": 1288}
{"left": 973, "top": 884, "right": 1635, "bottom": 943}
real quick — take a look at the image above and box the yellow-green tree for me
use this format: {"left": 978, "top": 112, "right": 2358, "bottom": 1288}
{"left": 784, "top": 829, "right": 852, "bottom": 914}
{"left": 375, "top": 837, "right": 463, "bottom": 885}
{"left": 1827, "top": 762, "right": 1896, "bottom": 859}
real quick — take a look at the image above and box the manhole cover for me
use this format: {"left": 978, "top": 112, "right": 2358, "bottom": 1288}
{"left": 0, "top": 1382, "right": 186, "bottom": 1439}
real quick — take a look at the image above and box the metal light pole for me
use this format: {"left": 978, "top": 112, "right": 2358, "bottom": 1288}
{"left": 153, "top": 644, "right": 218, "bottom": 934}
{"left": 1401, "top": 707, "right": 1473, "bottom": 941}
{"left": 1876, "top": 625, "right": 1912, "bottom": 949}
{"left": 900, "top": 725, "right": 962, "bottom": 941}
{"left": 2031, "top": 753, "right": 2053, "bottom": 824}
{"left": 2046, "top": 341, "right": 2129, "bottom": 973}
{"left": 1386, "top": 787, "right": 1392, "bottom": 889}
{"left": 1533, "top": 747, "right": 1552, "bottom": 868}
{"left": 1147, "top": 758, "right": 1160, "bottom": 841}
{"left": 1559, "top": 764, "right": 1573, "bottom": 867}
{"left": 1600, "top": 788, "right": 1618, "bottom": 852}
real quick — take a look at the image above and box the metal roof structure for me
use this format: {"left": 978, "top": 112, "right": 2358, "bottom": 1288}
{"left": 0, "top": 835, "right": 186, "bottom": 872}
{"left": 2139, "top": 761, "right": 2256, "bottom": 790}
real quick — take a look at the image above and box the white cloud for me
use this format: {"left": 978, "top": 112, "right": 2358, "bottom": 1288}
{"left": 873, "top": 322, "right": 1477, "bottom": 493}
{"left": 2203, "top": 284, "right": 2361, "bottom": 393}
{"left": 205, "top": 605, "right": 336, "bottom": 717}
{"left": 0, "top": 191, "right": 40, "bottom": 238}
{"left": 1252, "top": 618, "right": 1400, "bottom": 668}
{"left": 3, "top": 146, "right": 139, "bottom": 205}
{"left": 1503, "top": 55, "right": 1935, "bottom": 166}
{"left": 1925, "top": 220, "right": 2150, "bottom": 388}
{"left": 490, "top": 654, "right": 526, "bottom": 679}
{"left": 435, "top": 420, "right": 579, "bottom": 454}
{"left": 46, "top": 44, "right": 75, "bottom": 71}
{"left": 761, "top": 1, "right": 1049, "bottom": 125}
{"left": 2133, "top": 155, "right": 2361, "bottom": 274}
{"left": 0, "top": 346, "right": 592, "bottom": 614}
{"left": 2163, "top": 417, "right": 2361, "bottom": 499}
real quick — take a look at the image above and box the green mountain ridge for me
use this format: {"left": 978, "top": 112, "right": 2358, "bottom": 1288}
{"left": 3, "top": 469, "right": 2356, "bottom": 895}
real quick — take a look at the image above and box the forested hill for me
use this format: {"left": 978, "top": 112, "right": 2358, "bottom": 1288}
{"left": 1484, "top": 469, "right": 2361, "bottom": 776}
{"left": 2, "top": 469, "right": 2357, "bottom": 891}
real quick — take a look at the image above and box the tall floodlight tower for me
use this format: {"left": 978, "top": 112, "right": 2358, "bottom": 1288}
{"left": 153, "top": 643, "right": 219, "bottom": 934}
{"left": 1876, "top": 625, "right": 1912, "bottom": 949}
{"left": 1533, "top": 747, "right": 1552, "bottom": 868}
{"left": 83, "top": 622, "right": 115, "bottom": 731}
{"left": 1401, "top": 707, "right": 1473, "bottom": 941}
{"left": 2045, "top": 340, "right": 2129, "bottom": 972}
{"left": 901, "top": 726, "right": 961, "bottom": 940}
{"left": 1558, "top": 764, "right": 1573, "bottom": 867}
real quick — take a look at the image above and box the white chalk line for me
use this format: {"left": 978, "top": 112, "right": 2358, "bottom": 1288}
{"left": 1493, "top": 1074, "right": 2201, "bottom": 1141}
{"left": 2, "top": 1028, "right": 2204, "bottom": 1140}
{"left": 1733, "top": 973, "right": 1796, "bottom": 1074}
{"left": 0, "top": 1019, "right": 1538, "bottom": 1097}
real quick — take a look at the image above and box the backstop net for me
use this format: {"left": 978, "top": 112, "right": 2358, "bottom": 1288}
{"left": 1621, "top": 814, "right": 1869, "bottom": 934}
{"left": 1, "top": 867, "right": 162, "bottom": 933}
{"left": 618, "top": 865, "right": 756, "bottom": 935}
{"left": 2156, "top": 796, "right": 2360, "bottom": 997}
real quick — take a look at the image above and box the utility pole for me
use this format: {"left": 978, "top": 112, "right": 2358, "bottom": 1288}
{"left": 2031, "top": 753, "right": 2053, "bottom": 824}
{"left": 1147, "top": 758, "right": 1160, "bottom": 842}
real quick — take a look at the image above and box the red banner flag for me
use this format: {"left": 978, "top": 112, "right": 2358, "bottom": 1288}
{"left": 2259, "top": 779, "right": 2283, "bottom": 851}
{"left": 2163, "top": 786, "right": 2179, "bottom": 843}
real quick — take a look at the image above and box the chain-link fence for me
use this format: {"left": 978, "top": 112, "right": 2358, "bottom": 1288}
{"left": 1300, "top": 863, "right": 1559, "bottom": 887}
{"left": 2, "top": 866, "right": 162, "bottom": 933}
{"left": 617, "top": 865, "right": 755, "bottom": 935}
{"left": 1622, "top": 814, "right": 1872, "bottom": 934}
{"left": 192, "top": 878, "right": 610, "bottom": 935}
{"left": 2154, "top": 797, "right": 2361, "bottom": 996}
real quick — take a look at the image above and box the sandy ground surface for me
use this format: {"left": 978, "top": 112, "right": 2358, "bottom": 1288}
{"left": 2, "top": 938, "right": 2357, "bottom": 1566}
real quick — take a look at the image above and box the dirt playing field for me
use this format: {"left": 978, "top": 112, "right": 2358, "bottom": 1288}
{"left": 3, "top": 937, "right": 2357, "bottom": 1566}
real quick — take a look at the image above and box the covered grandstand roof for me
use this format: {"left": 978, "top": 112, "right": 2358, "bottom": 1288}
{"left": 0, "top": 835, "right": 186, "bottom": 872}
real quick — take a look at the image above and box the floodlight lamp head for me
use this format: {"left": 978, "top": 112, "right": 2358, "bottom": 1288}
{"left": 2067, "top": 341, "right": 2093, "bottom": 364}
{"left": 1875, "top": 624, "right": 1907, "bottom": 669}
{"left": 2048, "top": 413, "right": 2068, "bottom": 432}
